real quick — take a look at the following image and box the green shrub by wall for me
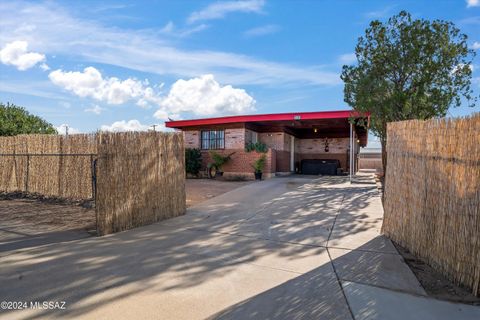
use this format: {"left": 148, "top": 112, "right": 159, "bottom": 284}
{"left": 185, "top": 148, "right": 202, "bottom": 175}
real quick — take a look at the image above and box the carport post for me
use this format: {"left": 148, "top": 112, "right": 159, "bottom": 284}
{"left": 349, "top": 122, "right": 353, "bottom": 183}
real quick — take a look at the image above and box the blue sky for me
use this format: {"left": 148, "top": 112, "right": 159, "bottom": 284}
{"left": 0, "top": 0, "right": 479, "bottom": 146}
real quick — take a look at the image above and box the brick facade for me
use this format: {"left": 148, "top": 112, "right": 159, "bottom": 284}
{"left": 258, "top": 132, "right": 285, "bottom": 150}
{"left": 225, "top": 128, "right": 246, "bottom": 149}
{"left": 183, "top": 130, "right": 200, "bottom": 148}
{"left": 295, "top": 137, "right": 349, "bottom": 154}
{"left": 183, "top": 127, "right": 359, "bottom": 177}
{"left": 201, "top": 149, "right": 276, "bottom": 179}
{"left": 258, "top": 132, "right": 293, "bottom": 172}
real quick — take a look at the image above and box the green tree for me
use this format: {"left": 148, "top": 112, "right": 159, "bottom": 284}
{"left": 0, "top": 102, "right": 57, "bottom": 136}
{"left": 341, "top": 11, "right": 477, "bottom": 172}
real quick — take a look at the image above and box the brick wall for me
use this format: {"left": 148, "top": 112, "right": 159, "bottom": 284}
{"left": 259, "top": 132, "right": 285, "bottom": 150}
{"left": 183, "top": 127, "right": 246, "bottom": 150}
{"left": 295, "top": 138, "right": 349, "bottom": 154}
{"left": 276, "top": 150, "right": 291, "bottom": 172}
{"left": 259, "top": 132, "right": 292, "bottom": 172}
{"left": 184, "top": 130, "right": 200, "bottom": 148}
{"left": 225, "top": 128, "right": 246, "bottom": 149}
{"left": 283, "top": 133, "right": 293, "bottom": 151}
{"left": 201, "top": 149, "right": 276, "bottom": 179}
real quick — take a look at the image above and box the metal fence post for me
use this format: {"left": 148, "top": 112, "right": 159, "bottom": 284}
{"left": 91, "top": 156, "right": 97, "bottom": 201}
{"left": 25, "top": 155, "right": 30, "bottom": 192}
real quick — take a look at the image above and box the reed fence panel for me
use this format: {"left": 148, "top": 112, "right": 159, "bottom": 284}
{"left": 95, "top": 132, "right": 185, "bottom": 235}
{"left": 383, "top": 114, "right": 480, "bottom": 296}
{"left": 0, "top": 134, "right": 96, "bottom": 199}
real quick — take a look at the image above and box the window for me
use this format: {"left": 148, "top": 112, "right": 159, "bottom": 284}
{"left": 201, "top": 130, "right": 225, "bottom": 149}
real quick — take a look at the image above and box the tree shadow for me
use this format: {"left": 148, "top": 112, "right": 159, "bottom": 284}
{"left": 209, "top": 237, "right": 412, "bottom": 320}
{"left": 0, "top": 174, "right": 387, "bottom": 319}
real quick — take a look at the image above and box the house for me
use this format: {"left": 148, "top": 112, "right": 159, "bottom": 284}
{"left": 166, "top": 110, "right": 370, "bottom": 179}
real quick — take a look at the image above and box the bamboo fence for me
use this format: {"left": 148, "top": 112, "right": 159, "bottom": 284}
{"left": 95, "top": 132, "right": 185, "bottom": 235}
{"left": 0, "top": 134, "right": 97, "bottom": 199}
{"left": 383, "top": 114, "right": 480, "bottom": 296}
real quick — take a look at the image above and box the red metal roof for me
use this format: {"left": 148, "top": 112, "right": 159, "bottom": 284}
{"left": 165, "top": 110, "right": 370, "bottom": 128}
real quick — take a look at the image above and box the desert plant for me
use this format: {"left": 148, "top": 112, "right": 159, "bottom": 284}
{"left": 252, "top": 155, "right": 267, "bottom": 173}
{"left": 208, "top": 151, "right": 235, "bottom": 172}
{"left": 245, "top": 141, "right": 268, "bottom": 153}
{"left": 185, "top": 148, "right": 202, "bottom": 175}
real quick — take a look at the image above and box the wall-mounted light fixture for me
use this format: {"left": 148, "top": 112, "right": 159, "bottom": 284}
{"left": 313, "top": 128, "right": 318, "bottom": 133}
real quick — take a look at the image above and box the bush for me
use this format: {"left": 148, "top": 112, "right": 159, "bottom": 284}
{"left": 252, "top": 155, "right": 267, "bottom": 173}
{"left": 185, "top": 148, "right": 202, "bottom": 175}
{"left": 245, "top": 141, "right": 268, "bottom": 153}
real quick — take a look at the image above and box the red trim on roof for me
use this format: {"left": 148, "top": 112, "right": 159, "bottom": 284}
{"left": 165, "top": 110, "right": 370, "bottom": 128}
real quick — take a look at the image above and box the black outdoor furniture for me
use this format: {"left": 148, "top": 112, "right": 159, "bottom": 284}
{"left": 301, "top": 159, "right": 340, "bottom": 175}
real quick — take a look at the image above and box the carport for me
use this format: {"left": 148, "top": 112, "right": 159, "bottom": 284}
{"left": 167, "top": 110, "right": 370, "bottom": 179}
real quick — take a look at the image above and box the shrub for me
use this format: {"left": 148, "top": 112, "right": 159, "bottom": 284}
{"left": 252, "top": 155, "right": 267, "bottom": 173}
{"left": 185, "top": 148, "right": 202, "bottom": 175}
{"left": 245, "top": 141, "right": 268, "bottom": 153}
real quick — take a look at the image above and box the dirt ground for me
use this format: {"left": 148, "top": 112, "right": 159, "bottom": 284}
{"left": 186, "top": 178, "right": 253, "bottom": 207}
{"left": 0, "top": 179, "right": 251, "bottom": 251}
{"left": 394, "top": 243, "right": 480, "bottom": 305}
{"left": 0, "top": 199, "right": 96, "bottom": 251}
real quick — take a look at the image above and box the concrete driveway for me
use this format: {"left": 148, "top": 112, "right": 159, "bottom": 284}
{"left": 1, "top": 174, "right": 479, "bottom": 319}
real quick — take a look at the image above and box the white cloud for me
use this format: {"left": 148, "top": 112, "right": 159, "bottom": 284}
{"left": 153, "top": 109, "right": 182, "bottom": 121}
{"left": 244, "top": 25, "right": 280, "bottom": 38}
{"left": 48, "top": 67, "right": 162, "bottom": 106}
{"left": 160, "top": 21, "right": 209, "bottom": 38}
{"left": 100, "top": 120, "right": 152, "bottom": 132}
{"left": 59, "top": 101, "right": 71, "bottom": 109}
{"left": 0, "top": 2, "right": 340, "bottom": 88}
{"left": 339, "top": 53, "right": 357, "bottom": 64}
{"left": 467, "top": 0, "right": 479, "bottom": 8}
{"left": 160, "top": 74, "right": 256, "bottom": 116}
{"left": 39, "top": 62, "right": 50, "bottom": 71}
{"left": 56, "top": 124, "right": 81, "bottom": 135}
{"left": 187, "top": 0, "right": 264, "bottom": 24}
{"left": 472, "top": 41, "right": 480, "bottom": 50}
{"left": 84, "top": 104, "right": 104, "bottom": 115}
{"left": 365, "top": 5, "right": 396, "bottom": 19}
{"left": 0, "top": 40, "right": 46, "bottom": 70}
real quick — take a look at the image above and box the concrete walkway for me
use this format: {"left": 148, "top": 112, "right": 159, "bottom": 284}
{"left": 0, "top": 174, "right": 479, "bottom": 319}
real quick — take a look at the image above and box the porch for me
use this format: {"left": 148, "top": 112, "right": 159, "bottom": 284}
{"left": 166, "top": 110, "right": 369, "bottom": 179}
